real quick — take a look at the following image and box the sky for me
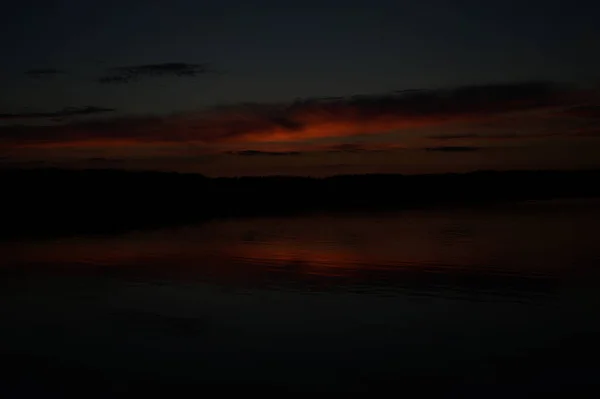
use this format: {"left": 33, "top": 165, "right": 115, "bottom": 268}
{"left": 1, "top": 0, "right": 599, "bottom": 176}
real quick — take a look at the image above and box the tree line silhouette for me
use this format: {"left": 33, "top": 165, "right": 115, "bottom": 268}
{"left": 2, "top": 168, "right": 599, "bottom": 239}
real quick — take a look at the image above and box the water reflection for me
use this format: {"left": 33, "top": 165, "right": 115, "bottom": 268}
{"left": 2, "top": 199, "right": 599, "bottom": 301}
{"left": 1, "top": 199, "right": 600, "bottom": 394}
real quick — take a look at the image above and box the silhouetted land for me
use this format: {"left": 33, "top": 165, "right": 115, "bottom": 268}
{"left": 2, "top": 168, "right": 600, "bottom": 239}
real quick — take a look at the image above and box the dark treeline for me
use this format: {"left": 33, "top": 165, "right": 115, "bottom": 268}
{"left": 2, "top": 168, "right": 600, "bottom": 239}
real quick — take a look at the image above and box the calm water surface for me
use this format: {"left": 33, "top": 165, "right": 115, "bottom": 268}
{"left": 1, "top": 199, "right": 600, "bottom": 395}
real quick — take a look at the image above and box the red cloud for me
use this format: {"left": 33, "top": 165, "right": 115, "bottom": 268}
{"left": 0, "top": 81, "right": 590, "bottom": 151}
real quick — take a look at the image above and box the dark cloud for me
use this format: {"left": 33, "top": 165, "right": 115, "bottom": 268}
{"left": 88, "top": 157, "right": 126, "bottom": 163}
{"left": 325, "top": 143, "right": 386, "bottom": 153}
{"left": 391, "top": 89, "right": 426, "bottom": 94}
{"left": 483, "top": 133, "right": 528, "bottom": 140}
{"left": 0, "top": 159, "right": 49, "bottom": 168}
{"left": 60, "top": 115, "right": 165, "bottom": 133}
{"left": 0, "top": 115, "right": 166, "bottom": 147}
{"left": 561, "top": 105, "right": 600, "bottom": 119}
{"left": 228, "top": 150, "right": 301, "bottom": 156}
{"left": 427, "top": 133, "right": 481, "bottom": 140}
{"left": 0, "top": 81, "right": 591, "bottom": 149}
{"left": 226, "top": 143, "right": 397, "bottom": 156}
{"left": 486, "top": 132, "right": 565, "bottom": 140}
{"left": 188, "top": 81, "right": 576, "bottom": 143}
{"left": 310, "top": 96, "right": 346, "bottom": 102}
{"left": 571, "top": 129, "right": 600, "bottom": 137}
{"left": 0, "top": 106, "right": 115, "bottom": 120}
{"left": 25, "top": 68, "right": 66, "bottom": 78}
{"left": 98, "top": 62, "right": 213, "bottom": 84}
{"left": 317, "top": 81, "right": 568, "bottom": 116}
{"left": 266, "top": 115, "right": 304, "bottom": 131}
{"left": 428, "top": 132, "right": 570, "bottom": 141}
{"left": 425, "top": 146, "right": 481, "bottom": 152}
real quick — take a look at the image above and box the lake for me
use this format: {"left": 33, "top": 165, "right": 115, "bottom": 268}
{"left": 1, "top": 199, "right": 599, "bottom": 396}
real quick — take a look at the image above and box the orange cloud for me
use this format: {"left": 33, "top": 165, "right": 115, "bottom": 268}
{"left": 0, "top": 81, "right": 592, "bottom": 153}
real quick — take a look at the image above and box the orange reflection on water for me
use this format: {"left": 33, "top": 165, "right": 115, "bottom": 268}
{"left": 2, "top": 201, "right": 597, "bottom": 291}
{"left": 226, "top": 239, "right": 369, "bottom": 277}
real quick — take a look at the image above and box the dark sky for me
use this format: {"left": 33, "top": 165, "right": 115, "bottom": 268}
{"left": 1, "top": 0, "right": 599, "bottom": 175}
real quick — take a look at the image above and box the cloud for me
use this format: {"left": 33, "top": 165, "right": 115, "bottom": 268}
{"left": 185, "top": 81, "right": 577, "bottom": 144}
{"left": 561, "top": 105, "right": 600, "bottom": 119}
{"left": 571, "top": 129, "right": 600, "bottom": 138}
{"left": 0, "top": 106, "right": 115, "bottom": 121}
{"left": 425, "top": 146, "right": 481, "bottom": 152}
{"left": 427, "top": 133, "right": 481, "bottom": 140}
{"left": 428, "top": 131, "right": 574, "bottom": 142}
{"left": 98, "top": 62, "right": 213, "bottom": 84}
{"left": 0, "top": 159, "right": 49, "bottom": 168}
{"left": 0, "top": 115, "right": 164, "bottom": 148}
{"left": 224, "top": 142, "right": 402, "bottom": 156}
{"left": 0, "top": 81, "right": 591, "bottom": 150}
{"left": 228, "top": 150, "right": 301, "bottom": 156}
{"left": 88, "top": 157, "right": 126, "bottom": 163}
{"left": 325, "top": 143, "right": 388, "bottom": 153}
{"left": 25, "top": 68, "right": 67, "bottom": 78}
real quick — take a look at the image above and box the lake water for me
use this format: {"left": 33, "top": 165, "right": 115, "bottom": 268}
{"left": 1, "top": 199, "right": 600, "bottom": 395}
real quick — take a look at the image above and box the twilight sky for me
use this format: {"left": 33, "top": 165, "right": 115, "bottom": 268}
{"left": 1, "top": 0, "right": 599, "bottom": 176}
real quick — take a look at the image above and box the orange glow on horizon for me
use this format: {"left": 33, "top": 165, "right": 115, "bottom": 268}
{"left": 0, "top": 108, "right": 527, "bottom": 151}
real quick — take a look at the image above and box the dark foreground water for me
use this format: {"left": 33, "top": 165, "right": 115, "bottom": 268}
{"left": 1, "top": 199, "right": 600, "bottom": 396}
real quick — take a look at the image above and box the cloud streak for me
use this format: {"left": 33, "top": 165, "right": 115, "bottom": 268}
{"left": 425, "top": 146, "right": 481, "bottom": 152}
{"left": 427, "top": 132, "right": 564, "bottom": 141}
{"left": 427, "top": 133, "right": 480, "bottom": 140}
{"left": 561, "top": 105, "right": 600, "bottom": 119}
{"left": 0, "top": 106, "right": 116, "bottom": 120}
{"left": 182, "top": 81, "right": 579, "bottom": 144}
{"left": 25, "top": 68, "right": 67, "bottom": 78}
{"left": 228, "top": 150, "right": 302, "bottom": 156}
{"left": 98, "top": 62, "right": 214, "bottom": 83}
{"left": 0, "top": 81, "right": 592, "bottom": 151}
